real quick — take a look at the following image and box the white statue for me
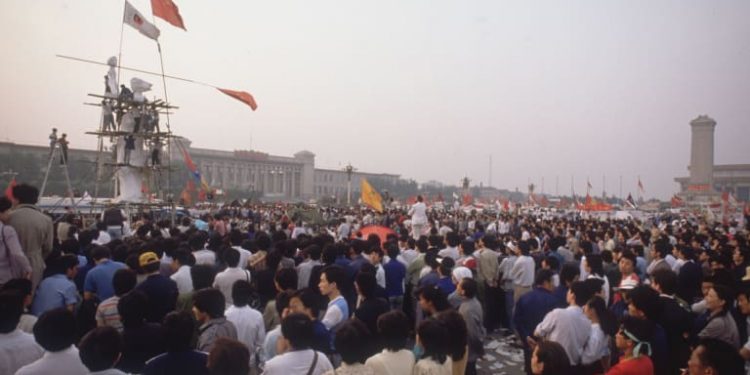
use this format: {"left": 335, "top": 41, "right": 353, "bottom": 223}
{"left": 114, "top": 77, "right": 153, "bottom": 203}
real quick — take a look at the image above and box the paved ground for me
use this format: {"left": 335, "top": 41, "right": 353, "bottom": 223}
{"left": 477, "top": 329, "right": 526, "bottom": 375}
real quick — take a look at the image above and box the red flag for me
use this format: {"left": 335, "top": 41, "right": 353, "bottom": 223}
{"left": 151, "top": 0, "right": 186, "bottom": 30}
{"left": 218, "top": 88, "right": 258, "bottom": 111}
{"left": 4, "top": 177, "right": 16, "bottom": 200}
{"left": 671, "top": 195, "right": 684, "bottom": 208}
{"left": 462, "top": 194, "right": 473, "bottom": 206}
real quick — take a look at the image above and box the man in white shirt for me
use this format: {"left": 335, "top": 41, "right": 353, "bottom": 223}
{"left": 225, "top": 280, "right": 265, "bottom": 370}
{"left": 296, "top": 245, "right": 322, "bottom": 290}
{"left": 170, "top": 250, "right": 194, "bottom": 294}
{"left": 532, "top": 281, "right": 594, "bottom": 366}
{"left": 510, "top": 241, "right": 535, "bottom": 304}
{"left": 213, "top": 248, "right": 251, "bottom": 307}
{"left": 0, "top": 290, "right": 44, "bottom": 375}
{"left": 438, "top": 232, "right": 461, "bottom": 260}
{"left": 263, "top": 314, "right": 333, "bottom": 375}
{"left": 408, "top": 196, "right": 428, "bottom": 239}
{"left": 318, "top": 266, "right": 349, "bottom": 330}
{"left": 16, "top": 308, "right": 88, "bottom": 375}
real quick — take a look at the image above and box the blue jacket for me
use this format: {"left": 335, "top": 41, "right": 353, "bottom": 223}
{"left": 513, "top": 287, "right": 559, "bottom": 344}
{"left": 383, "top": 259, "right": 406, "bottom": 297}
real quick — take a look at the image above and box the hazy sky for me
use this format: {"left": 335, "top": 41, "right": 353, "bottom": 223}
{"left": 1, "top": 1, "right": 748, "bottom": 200}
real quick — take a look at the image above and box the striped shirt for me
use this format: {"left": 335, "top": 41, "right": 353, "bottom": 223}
{"left": 96, "top": 295, "right": 123, "bottom": 332}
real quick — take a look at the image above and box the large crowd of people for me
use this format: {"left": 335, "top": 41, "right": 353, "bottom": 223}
{"left": 1, "top": 184, "right": 749, "bottom": 375}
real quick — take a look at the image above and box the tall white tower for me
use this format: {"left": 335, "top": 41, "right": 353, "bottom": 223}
{"left": 688, "top": 115, "right": 716, "bottom": 193}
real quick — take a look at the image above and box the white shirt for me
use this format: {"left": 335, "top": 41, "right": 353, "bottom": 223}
{"left": 0, "top": 329, "right": 44, "bottom": 375}
{"left": 321, "top": 296, "right": 347, "bottom": 330}
{"left": 226, "top": 305, "right": 265, "bottom": 366}
{"left": 92, "top": 230, "right": 111, "bottom": 245}
{"left": 375, "top": 264, "right": 386, "bottom": 289}
{"left": 170, "top": 265, "right": 193, "bottom": 294}
{"left": 234, "top": 246, "right": 252, "bottom": 270}
{"left": 412, "top": 357, "right": 452, "bottom": 375}
{"left": 588, "top": 274, "right": 611, "bottom": 306}
{"left": 581, "top": 323, "right": 609, "bottom": 365}
{"left": 510, "top": 255, "right": 535, "bottom": 287}
{"left": 193, "top": 249, "right": 216, "bottom": 266}
{"left": 214, "top": 267, "right": 251, "bottom": 307}
{"left": 534, "top": 305, "right": 592, "bottom": 366}
{"left": 15, "top": 346, "right": 88, "bottom": 375}
{"left": 263, "top": 349, "right": 333, "bottom": 375}
{"left": 438, "top": 246, "right": 459, "bottom": 260}
{"left": 409, "top": 202, "right": 427, "bottom": 225}
{"left": 400, "top": 249, "right": 419, "bottom": 266}
{"left": 365, "top": 349, "right": 415, "bottom": 375}
{"left": 297, "top": 259, "right": 321, "bottom": 290}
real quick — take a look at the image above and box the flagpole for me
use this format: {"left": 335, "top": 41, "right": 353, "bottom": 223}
{"left": 117, "top": 1, "right": 127, "bottom": 88}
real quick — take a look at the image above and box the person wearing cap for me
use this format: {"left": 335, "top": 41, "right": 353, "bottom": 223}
{"left": 135, "top": 251, "right": 178, "bottom": 324}
{"left": 607, "top": 316, "right": 654, "bottom": 375}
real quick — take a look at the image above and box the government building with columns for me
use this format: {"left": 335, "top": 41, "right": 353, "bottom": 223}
{"left": 0, "top": 138, "right": 401, "bottom": 202}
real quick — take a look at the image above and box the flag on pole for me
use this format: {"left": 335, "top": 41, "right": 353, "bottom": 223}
{"left": 151, "top": 0, "right": 186, "bottom": 30}
{"left": 218, "top": 88, "right": 258, "bottom": 111}
{"left": 360, "top": 178, "right": 383, "bottom": 213}
{"left": 637, "top": 178, "right": 645, "bottom": 193}
{"left": 671, "top": 195, "right": 683, "bottom": 208}
{"left": 4, "top": 177, "right": 16, "bottom": 200}
{"left": 124, "top": 1, "right": 160, "bottom": 40}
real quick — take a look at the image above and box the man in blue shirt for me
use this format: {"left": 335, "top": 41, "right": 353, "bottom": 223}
{"left": 383, "top": 243, "right": 406, "bottom": 310}
{"left": 513, "top": 269, "right": 560, "bottom": 373}
{"left": 135, "top": 252, "right": 178, "bottom": 323}
{"left": 84, "top": 246, "right": 126, "bottom": 301}
{"left": 31, "top": 255, "right": 79, "bottom": 316}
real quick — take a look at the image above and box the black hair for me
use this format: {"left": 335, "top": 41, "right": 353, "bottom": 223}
{"left": 586, "top": 296, "right": 617, "bottom": 336}
{"left": 335, "top": 319, "right": 372, "bottom": 365}
{"left": 34, "top": 308, "right": 77, "bottom": 351}
{"left": 274, "top": 268, "right": 298, "bottom": 291}
{"left": 628, "top": 285, "right": 662, "bottom": 320}
{"left": 438, "top": 256, "right": 455, "bottom": 277}
{"left": 162, "top": 311, "right": 195, "bottom": 352}
{"left": 255, "top": 233, "right": 271, "bottom": 251}
{"left": 559, "top": 263, "right": 581, "bottom": 285}
{"left": 112, "top": 268, "right": 137, "bottom": 297}
{"left": 78, "top": 326, "right": 122, "bottom": 372}
{"left": 619, "top": 316, "right": 654, "bottom": 356}
{"left": 619, "top": 250, "right": 637, "bottom": 267}
{"left": 51, "top": 254, "right": 79, "bottom": 275}
{"left": 460, "top": 278, "right": 478, "bottom": 299}
{"left": 1, "top": 278, "right": 32, "bottom": 297}
{"left": 543, "top": 256, "right": 560, "bottom": 272}
{"left": 207, "top": 337, "right": 251, "bottom": 375}
{"left": 695, "top": 338, "right": 745, "bottom": 375}
{"left": 281, "top": 313, "right": 314, "bottom": 349}
{"left": 0, "top": 196, "right": 12, "bottom": 212}
{"left": 321, "top": 265, "right": 346, "bottom": 290}
{"left": 651, "top": 269, "right": 678, "bottom": 295}
{"left": 232, "top": 280, "right": 254, "bottom": 307}
{"left": 417, "top": 318, "right": 449, "bottom": 364}
{"left": 223, "top": 247, "right": 240, "bottom": 268}
{"left": 416, "top": 285, "right": 451, "bottom": 313}
{"left": 534, "top": 340, "right": 571, "bottom": 375}
{"left": 437, "top": 311, "right": 468, "bottom": 361}
{"left": 535, "top": 268, "right": 554, "bottom": 287}
{"left": 517, "top": 240, "right": 530, "bottom": 255}
{"left": 570, "top": 281, "right": 595, "bottom": 306}
{"left": 355, "top": 271, "right": 377, "bottom": 299}
{"left": 385, "top": 241, "right": 400, "bottom": 260}
{"left": 275, "top": 290, "right": 294, "bottom": 316}
{"left": 12, "top": 183, "right": 40, "bottom": 205}
{"left": 292, "top": 288, "right": 318, "bottom": 311}
{"left": 118, "top": 290, "right": 148, "bottom": 328}
{"left": 653, "top": 238, "right": 670, "bottom": 259}
{"left": 173, "top": 249, "right": 195, "bottom": 267}
{"left": 711, "top": 284, "right": 735, "bottom": 314}
{"left": 193, "top": 288, "right": 226, "bottom": 318}
{"left": 191, "top": 264, "right": 217, "bottom": 290}
{"left": 0, "top": 290, "right": 24, "bottom": 333}
{"left": 461, "top": 240, "right": 475, "bottom": 256}
{"left": 446, "top": 232, "right": 461, "bottom": 247}
{"left": 377, "top": 310, "right": 410, "bottom": 351}
{"left": 586, "top": 254, "right": 604, "bottom": 276}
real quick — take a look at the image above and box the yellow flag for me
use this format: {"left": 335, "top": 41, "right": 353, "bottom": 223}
{"left": 360, "top": 178, "right": 383, "bottom": 212}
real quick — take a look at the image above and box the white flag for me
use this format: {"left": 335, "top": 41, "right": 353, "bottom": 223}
{"left": 123, "top": 1, "right": 160, "bottom": 40}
